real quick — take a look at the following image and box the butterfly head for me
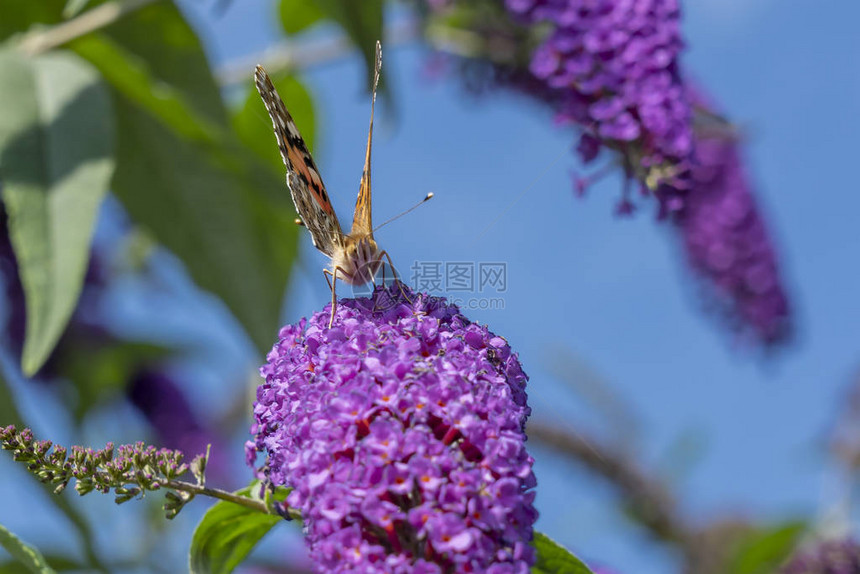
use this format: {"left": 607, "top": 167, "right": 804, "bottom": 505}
{"left": 332, "top": 234, "right": 382, "bottom": 286}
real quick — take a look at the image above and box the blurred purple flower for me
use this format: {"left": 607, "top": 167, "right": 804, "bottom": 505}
{"left": 247, "top": 286, "right": 538, "bottom": 573}
{"left": 128, "top": 369, "right": 229, "bottom": 481}
{"left": 672, "top": 109, "right": 792, "bottom": 347}
{"left": 423, "top": 3, "right": 793, "bottom": 346}
{"left": 780, "top": 539, "right": 860, "bottom": 574}
{"left": 505, "top": 0, "right": 693, "bottom": 213}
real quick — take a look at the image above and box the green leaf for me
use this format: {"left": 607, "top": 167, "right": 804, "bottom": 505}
{"left": 189, "top": 485, "right": 287, "bottom": 574}
{"left": 0, "top": 554, "right": 82, "bottom": 573}
{"left": 71, "top": 33, "right": 222, "bottom": 144}
{"left": 110, "top": 94, "right": 298, "bottom": 355}
{"left": 68, "top": 0, "right": 298, "bottom": 354}
{"left": 62, "top": 0, "right": 92, "bottom": 19}
{"left": 69, "top": 1, "right": 229, "bottom": 143}
{"left": 0, "top": 48, "right": 114, "bottom": 375}
{"left": 0, "top": 1, "right": 65, "bottom": 43}
{"left": 93, "top": 0, "right": 228, "bottom": 127}
{"left": 312, "top": 0, "right": 384, "bottom": 91}
{"left": 232, "top": 72, "right": 316, "bottom": 173}
{"left": 279, "top": 0, "right": 325, "bottom": 35}
{"left": 0, "top": 523, "right": 55, "bottom": 574}
{"left": 532, "top": 532, "right": 594, "bottom": 574}
{"left": 726, "top": 521, "right": 806, "bottom": 574}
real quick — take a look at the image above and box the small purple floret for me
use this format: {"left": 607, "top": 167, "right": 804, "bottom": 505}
{"left": 247, "top": 286, "right": 538, "bottom": 572}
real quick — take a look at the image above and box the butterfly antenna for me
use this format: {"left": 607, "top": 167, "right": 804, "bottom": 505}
{"left": 372, "top": 193, "right": 434, "bottom": 234}
{"left": 372, "top": 40, "right": 382, "bottom": 102}
{"left": 363, "top": 41, "right": 381, "bottom": 189}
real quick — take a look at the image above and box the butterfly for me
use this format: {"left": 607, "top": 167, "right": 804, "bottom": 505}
{"left": 255, "top": 41, "right": 399, "bottom": 327}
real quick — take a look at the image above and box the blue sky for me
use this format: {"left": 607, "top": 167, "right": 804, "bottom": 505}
{"left": 2, "top": 1, "right": 859, "bottom": 572}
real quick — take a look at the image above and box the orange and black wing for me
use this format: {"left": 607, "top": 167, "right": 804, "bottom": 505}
{"left": 255, "top": 65, "right": 342, "bottom": 256}
{"left": 349, "top": 41, "right": 382, "bottom": 239}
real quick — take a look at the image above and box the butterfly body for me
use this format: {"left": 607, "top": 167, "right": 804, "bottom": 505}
{"left": 331, "top": 235, "right": 382, "bottom": 286}
{"left": 255, "top": 42, "right": 393, "bottom": 325}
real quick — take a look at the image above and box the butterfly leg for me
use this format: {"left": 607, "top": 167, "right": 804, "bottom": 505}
{"left": 377, "top": 251, "right": 399, "bottom": 283}
{"left": 323, "top": 267, "right": 350, "bottom": 328}
{"left": 378, "top": 250, "right": 413, "bottom": 304}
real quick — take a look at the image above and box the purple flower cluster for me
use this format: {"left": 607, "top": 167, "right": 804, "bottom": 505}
{"left": 673, "top": 129, "right": 791, "bottom": 346}
{"left": 246, "top": 286, "right": 537, "bottom": 573}
{"left": 506, "top": 0, "right": 693, "bottom": 212}
{"left": 422, "top": 3, "right": 793, "bottom": 346}
{"left": 780, "top": 539, "right": 860, "bottom": 574}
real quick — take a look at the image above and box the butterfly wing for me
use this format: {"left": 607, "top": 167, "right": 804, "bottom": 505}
{"left": 255, "top": 66, "right": 342, "bottom": 257}
{"left": 349, "top": 41, "right": 383, "bottom": 239}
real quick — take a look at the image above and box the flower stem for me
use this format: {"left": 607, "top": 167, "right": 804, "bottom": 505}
{"left": 162, "top": 480, "right": 302, "bottom": 520}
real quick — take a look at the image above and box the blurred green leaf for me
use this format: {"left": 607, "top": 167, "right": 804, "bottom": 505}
{"left": 0, "top": 523, "right": 54, "bottom": 574}
{"left": 532, "top": 532, "right": 593, "bottom": 574}
{"left": 726, "top": 521, "right": 806, "bottom": 574}
{"left": 97, "top": 0, "right": 228, "bottom": 126}
{"left": 0, "top": 1, "right": 65, "bottom": 43}
{"left": 110, "top": 95, "right": 297, "bottom": 355}
{"left": 69, "top": 0, "right": 229, "bottom": 143}
{"left": 0, "top": 48, "right": 114, "bottom": 375}
{"left": 71, "top": 34, "right": 220, "bottom": 144}
{"left": 69, "top": 0, "right": 298, "bottom": 354}
{"left": 233, "top": 72, "right": 315, "bottom": 173}
{"left": 189, "top": 484, "right": 287, "bottom": 574}
{"left": 279, "top": 0, "right": 325, "bottom": 35}
{"left": 312, "top": 0, "right": 383, "bottom": 91}
{"left": 62, "top": 0, "right": 92, "bottom": 19}
{"left": 0, "top": 554, "right": 82, "bottom": 573}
